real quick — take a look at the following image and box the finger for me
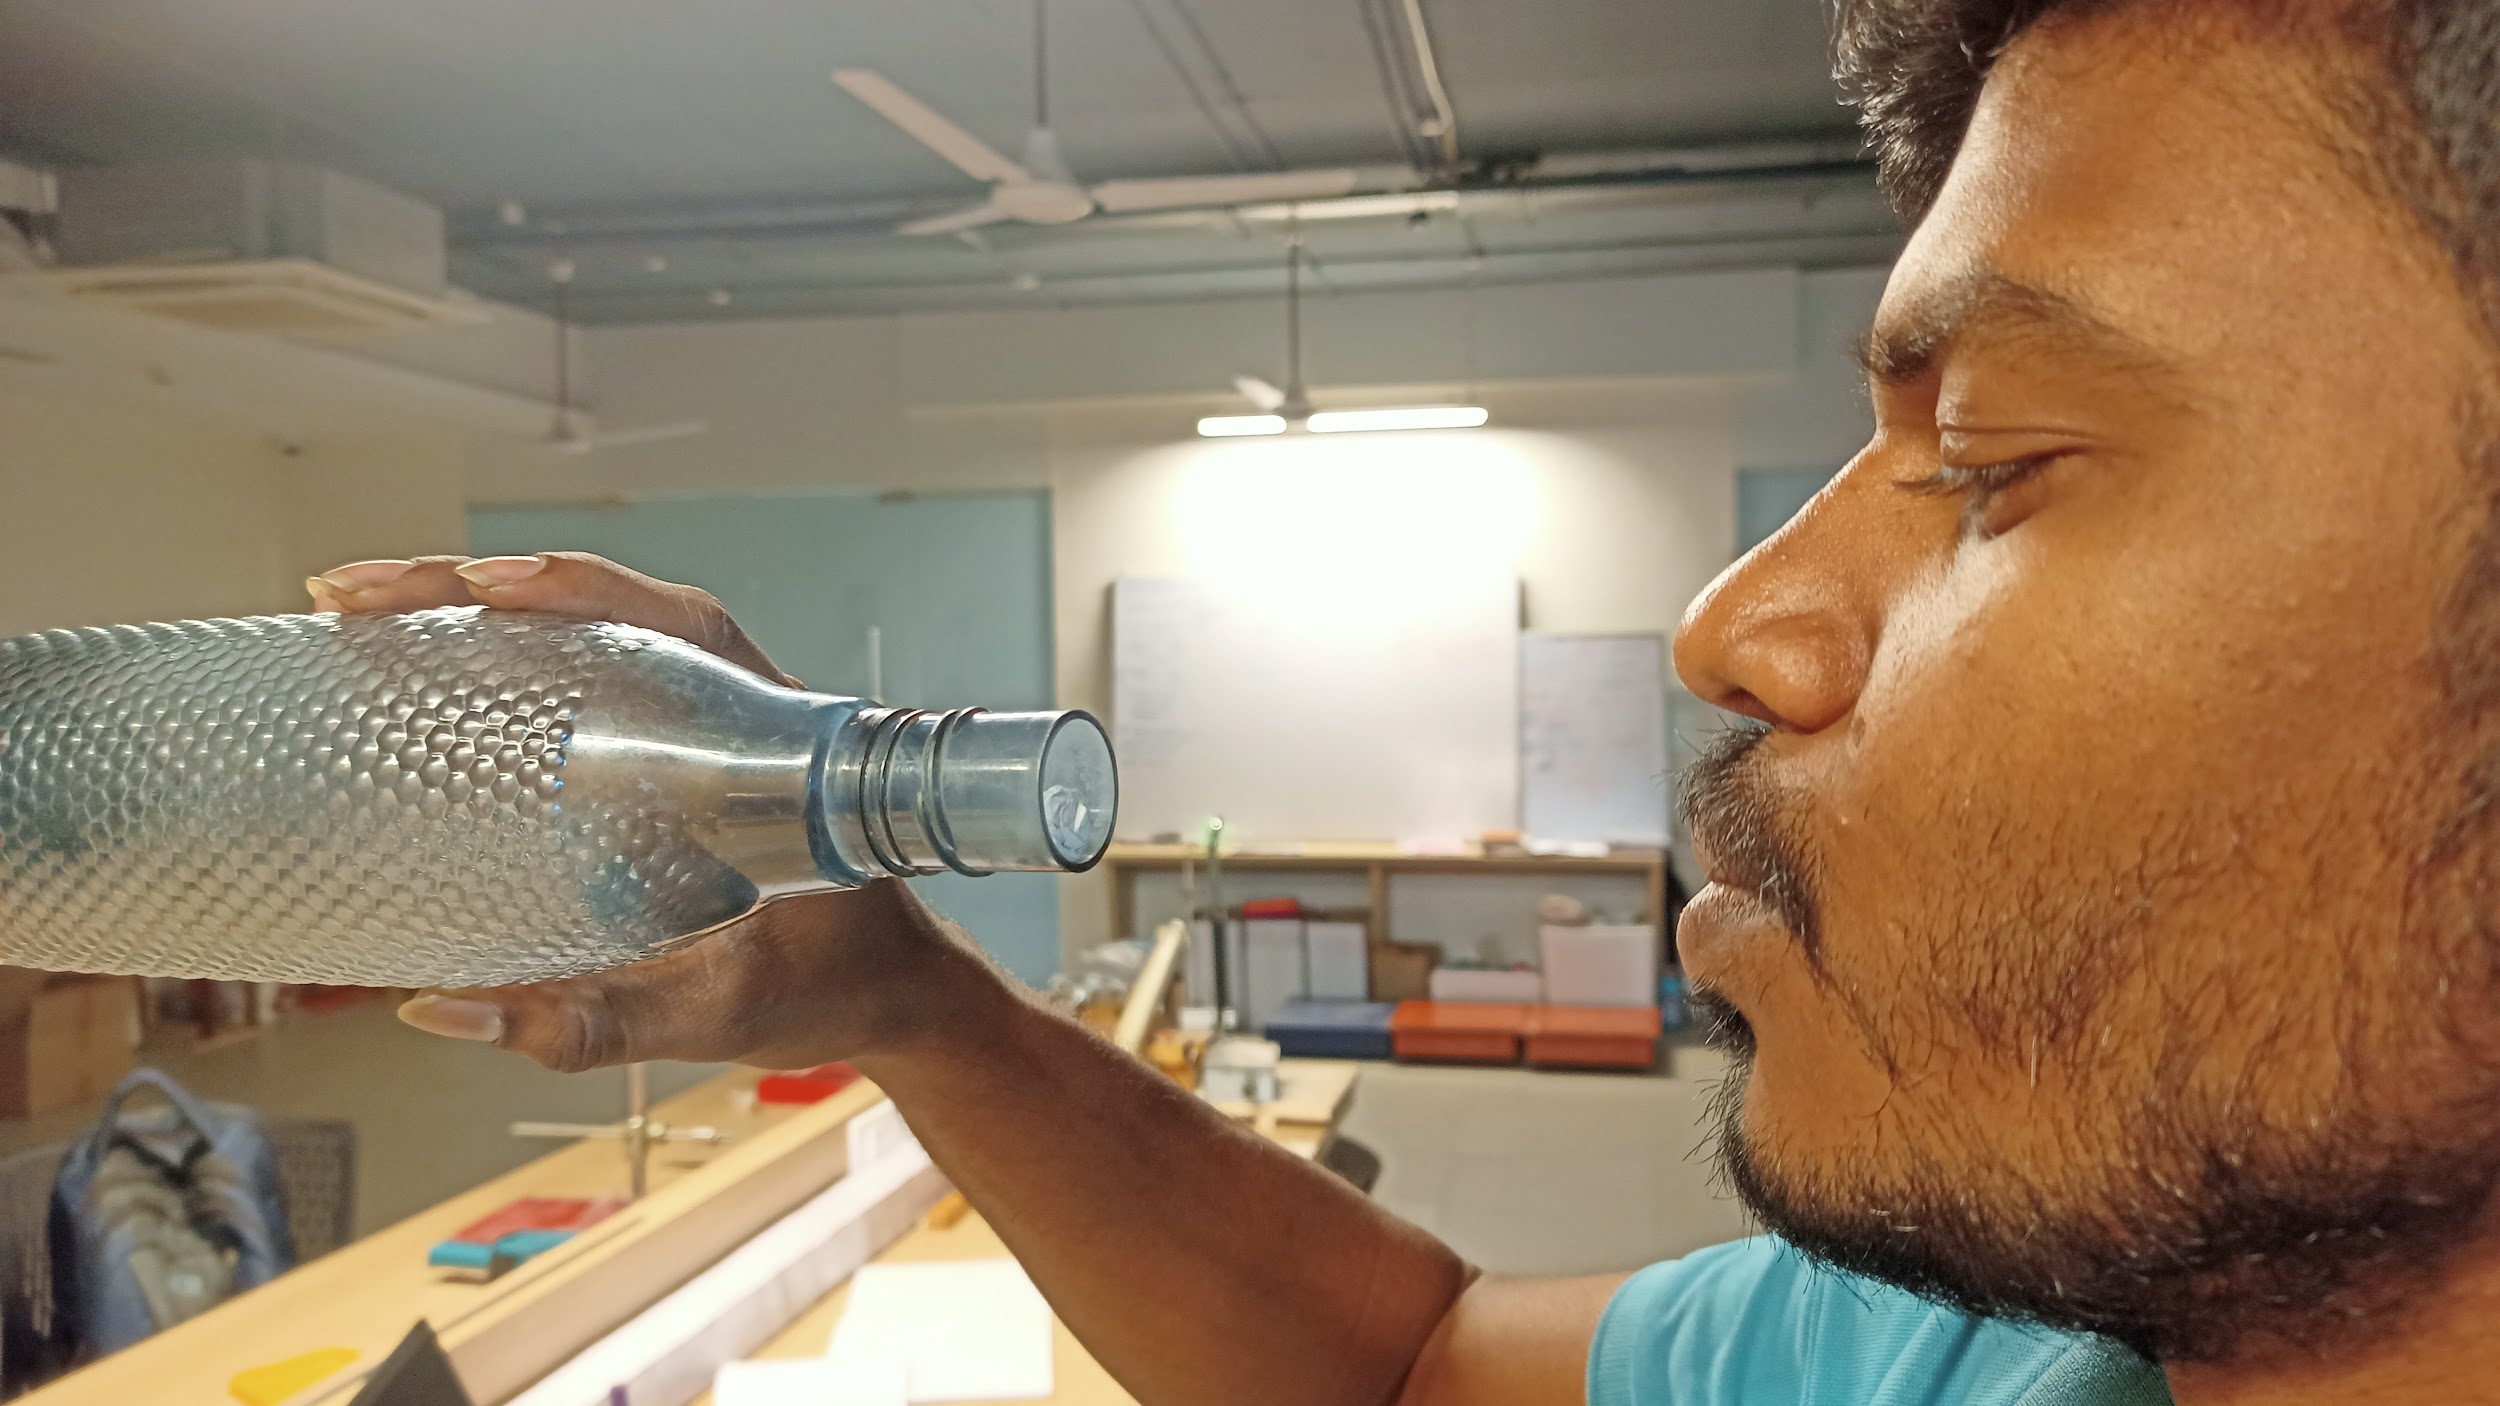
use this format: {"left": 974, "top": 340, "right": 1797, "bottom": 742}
{"left": 400, "top": 944, "right": 742, "bottom": 1073}
{"left": 313, "top": 557, "right": 479, "bottom": 616}
{"left": 448, "top": 551, "right": 792, "bottom": 684}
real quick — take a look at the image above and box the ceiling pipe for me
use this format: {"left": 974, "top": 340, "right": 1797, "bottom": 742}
{"left": 521, "top": 228, "right": 1908, "bottom": 323}
{"left": 447, "top": 146, "right": 1871, "bottom": 255}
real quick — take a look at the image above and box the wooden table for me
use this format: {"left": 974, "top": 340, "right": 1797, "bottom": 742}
{"left": 23, "top": 1057, "right": 1363, "bottom": 1406}
{"left": 693, "top": 1058, "right": 1363, "bottom": 1406}
{"left": 19, "top": 1068, "right": 880, "bottom": 1406}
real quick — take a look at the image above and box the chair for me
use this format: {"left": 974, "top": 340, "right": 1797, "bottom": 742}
{"left": 1314, "top": 1132, "right": 1383, "bottom": 1195}
{"left": 0, "top": 1117, "right": 356, "bottom": 1394}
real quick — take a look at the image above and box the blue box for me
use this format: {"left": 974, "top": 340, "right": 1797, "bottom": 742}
{"left": 1264, "top": 1000, "right": 1399, "bottom": 1061}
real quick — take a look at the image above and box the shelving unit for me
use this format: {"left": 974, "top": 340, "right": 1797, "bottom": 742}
{"left": 1100, "top": 842, "right": 1675, "bottom": 955}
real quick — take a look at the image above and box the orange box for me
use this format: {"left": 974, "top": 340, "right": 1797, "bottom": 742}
{"left": 1389, "top": 1001, "right": 1530, "bottom": 1064}
{"left": 1524, "top": 1005, "right": 1663, "bottom": 1070}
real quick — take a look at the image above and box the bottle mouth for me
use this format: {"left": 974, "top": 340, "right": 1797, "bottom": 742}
{"left": 816, "top": 706, "right": 1117, "bottom": 882}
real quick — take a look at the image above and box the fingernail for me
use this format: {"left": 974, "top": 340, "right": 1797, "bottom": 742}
{"left": 319, "top": 559, "right": 415, "bottom": 592}
{"left": 455, "top": 555, "right": 548, "bottom": 588}
{"left": 398, "top": 995, "right": 505, "bottom": 1043}
{"left": 303, "top": 577, "right": 342, "bottom": 614}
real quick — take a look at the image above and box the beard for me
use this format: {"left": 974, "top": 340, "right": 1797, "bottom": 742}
{"left": 1678, "top": 706, "right": 2500, "bottom": 1364}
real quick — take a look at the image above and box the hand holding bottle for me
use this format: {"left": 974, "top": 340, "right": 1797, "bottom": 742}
{"left": 313, "top": 553, "right": 1016, "bottom": 1072}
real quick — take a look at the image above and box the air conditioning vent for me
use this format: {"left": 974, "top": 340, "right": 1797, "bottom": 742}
{"left": 35, "top": 258, "right": 486, "bottom": 338}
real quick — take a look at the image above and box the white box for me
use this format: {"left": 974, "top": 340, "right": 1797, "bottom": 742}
{"left": 1306, "top": 921, "right": 1370, "bottom": 1001}
{"left": 1540, "top": 924, "right": 1659, "bottom": 1007}
{"left": 1428, "top": 968, "right": 1545, "bottom": 1004}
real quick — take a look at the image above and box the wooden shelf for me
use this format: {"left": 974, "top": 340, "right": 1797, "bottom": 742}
{"left": 1100, "top": 842, "right": 1674, "bottom": 957}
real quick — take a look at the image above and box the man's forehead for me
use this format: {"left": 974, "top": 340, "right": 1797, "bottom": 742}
{"left": 1863, "top": 10, "right": 2362, "bottom": 394}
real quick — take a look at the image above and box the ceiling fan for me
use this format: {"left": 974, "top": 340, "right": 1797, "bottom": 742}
{"left": 539, "top": 259, "right": 707, "bottom": 456}
{"left": 1200, "top": 237, "right": 1487, "bottom": 438}
{"left": 832, "top": 0, "right": 1364, "bottom": 237}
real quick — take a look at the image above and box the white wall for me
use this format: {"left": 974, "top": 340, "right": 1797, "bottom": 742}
{"left": 0, "top": 379, "right": 472, "bottom": 640}
{"left": 0, "top": 379, "right": 292, "bottom": 636}
{"left": 1739, "top": 264, "right": 1886, "bottom": 472}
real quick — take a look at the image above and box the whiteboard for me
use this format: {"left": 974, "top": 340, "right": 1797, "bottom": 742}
{"left": 1520, "top": 632, "right": 1671, "bottom": 846}
{"left": 1111, "top": 575, "right": 1519, "bottom": 846}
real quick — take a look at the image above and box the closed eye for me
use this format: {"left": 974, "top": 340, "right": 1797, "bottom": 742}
{"left": 1895, "top": 452, "right": 2069, "bottom": 537}
{"left": 1895, "top": 453, "right": 2062, "bottom": 498}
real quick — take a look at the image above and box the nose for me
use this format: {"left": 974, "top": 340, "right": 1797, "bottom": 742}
{"left": 1673, "top": 472, "right": 1891, "bottom": 734}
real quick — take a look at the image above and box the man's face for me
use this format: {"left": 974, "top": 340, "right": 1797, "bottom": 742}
{"left": 1672, "top": 9, "right": 2500, "bottom": 1362}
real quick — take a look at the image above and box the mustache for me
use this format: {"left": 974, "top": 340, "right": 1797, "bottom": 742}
{"left": 1677, "top": 720, "right": 1827, "bottom": 962}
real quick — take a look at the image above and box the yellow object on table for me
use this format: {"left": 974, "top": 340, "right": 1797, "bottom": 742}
{"left": 227, "top": 1347, "right": 357, "bottom": 1406}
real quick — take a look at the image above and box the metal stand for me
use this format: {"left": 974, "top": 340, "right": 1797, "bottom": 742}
{"left": 1198, "top": 818, "right": 1233, "bottom": 1032}
{"left": 511, "top": 1062, "right": 727, "bottom": 1199}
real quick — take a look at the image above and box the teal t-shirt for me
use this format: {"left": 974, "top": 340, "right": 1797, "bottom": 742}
{"left": 1587, "top": 1238, "right": 2173, "bottom": 1406}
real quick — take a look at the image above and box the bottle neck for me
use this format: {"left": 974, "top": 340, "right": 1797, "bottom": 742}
{"left": 812, "top": 706, "right": 987, "bottom": 882}
{"left": 810, "top": 705, "right": 1116, "bottom": 883}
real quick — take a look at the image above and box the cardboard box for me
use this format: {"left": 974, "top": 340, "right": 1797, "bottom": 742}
{"left": 1368, "top": 939, "right": 1440, "bottom": 1003}
{"left": 0, "top": 972, "right": 142, "bottom": 1118}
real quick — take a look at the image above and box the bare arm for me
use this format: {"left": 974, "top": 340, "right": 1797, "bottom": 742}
{"left": 320, "top": 553, "right": 1615, "bottom": 1406}
{"left": 860, "top": 961, "right": 1474, "bottom": 1406}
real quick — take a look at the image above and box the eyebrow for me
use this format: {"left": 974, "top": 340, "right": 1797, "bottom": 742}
{"left": 1854, "top": 269, "right": 2177, "bottom": 389}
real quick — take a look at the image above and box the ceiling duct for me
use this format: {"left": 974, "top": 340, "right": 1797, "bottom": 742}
{"left": 37, "top": 158, "right": 483, "bottom": 338}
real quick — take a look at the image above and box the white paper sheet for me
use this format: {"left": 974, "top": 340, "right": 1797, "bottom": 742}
{"left": 715, "top": 1356, "right": 908, "bottom": 1406}
{"left": 827, "top": 1259, "right": 1054, "bottom": 1403}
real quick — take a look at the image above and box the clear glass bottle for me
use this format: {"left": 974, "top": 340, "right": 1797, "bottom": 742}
{"left": 0, "top": 606, "right": 1115, "bottom": 986}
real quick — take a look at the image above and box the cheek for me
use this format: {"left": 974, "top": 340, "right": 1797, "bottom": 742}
{"left": 1810, "top": 445, "right": 2460, "bottom": 1062}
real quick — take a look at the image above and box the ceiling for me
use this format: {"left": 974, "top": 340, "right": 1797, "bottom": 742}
{"left": 0, "top": 0, "right": 1899, "bottom": 322}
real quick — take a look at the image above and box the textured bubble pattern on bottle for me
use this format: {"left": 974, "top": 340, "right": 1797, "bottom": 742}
{"left": 0, "top": 609, "right": 750, "bottom": 986}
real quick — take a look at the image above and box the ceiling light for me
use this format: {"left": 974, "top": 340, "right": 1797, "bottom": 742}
{"left": 1196, "top": 414, "right": 1288, "bottom": 438}
{"left": 1305, "top": 406, "right": 1489, "bottom": 434}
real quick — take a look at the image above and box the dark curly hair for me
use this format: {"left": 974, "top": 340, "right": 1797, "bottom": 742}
{"left": 1830, "top": 0, "right": 2500, "bottom": 345}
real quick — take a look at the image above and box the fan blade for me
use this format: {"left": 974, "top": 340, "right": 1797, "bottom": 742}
{"left": 832, "top": 69, "right": 1029, "bottom": 185}
{"left": 549, "top": 421, "right": 709, "bottom": 455}
{"left": 1089, "top": 169, "right": 1362, "bottom": 213}
{"left": 1232, "top": 374, "right": 1287, "bottom": 412}
{"left": 899, "top": 199, "right": 1012, "bottom": 236}
{"left": 581, "top": 421, "right": 709, "bottom": 452}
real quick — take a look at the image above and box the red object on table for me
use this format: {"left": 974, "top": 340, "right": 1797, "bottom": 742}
{"left": 444, "top": 1196, "right": 625, "bottom": 1245}
{"left": 1523, "top": 1005, "right": 1664, "bottom": 1070}
{"left": 1389, "top": 1002, "right": 1530, "bottom": 1064}
{"left": 1239, "top": 898, "right": 1303, "bottom": 919}
{"left": 755, "top": 1062, "right": 862, "bottom": 1105}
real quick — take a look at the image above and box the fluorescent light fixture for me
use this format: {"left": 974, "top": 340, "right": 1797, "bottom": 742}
{"left": 1305, "top": 406, "right": 1490, "bottom": 434}
{"left": 1196, "top": 414, "right": 1289, "bottom": 438}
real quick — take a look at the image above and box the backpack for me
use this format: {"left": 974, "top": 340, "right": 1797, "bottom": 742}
{"left": 46, "top": 1069, "right": 295, "bottom": 1358}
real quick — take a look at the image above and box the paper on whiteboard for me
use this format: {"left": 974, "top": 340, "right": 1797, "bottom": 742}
{"left": 828, "top": 1259, "right": 1054, "bottom": 1402}
{"left": 1520, "top": 633, "right": 1670, "bottom": 846}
